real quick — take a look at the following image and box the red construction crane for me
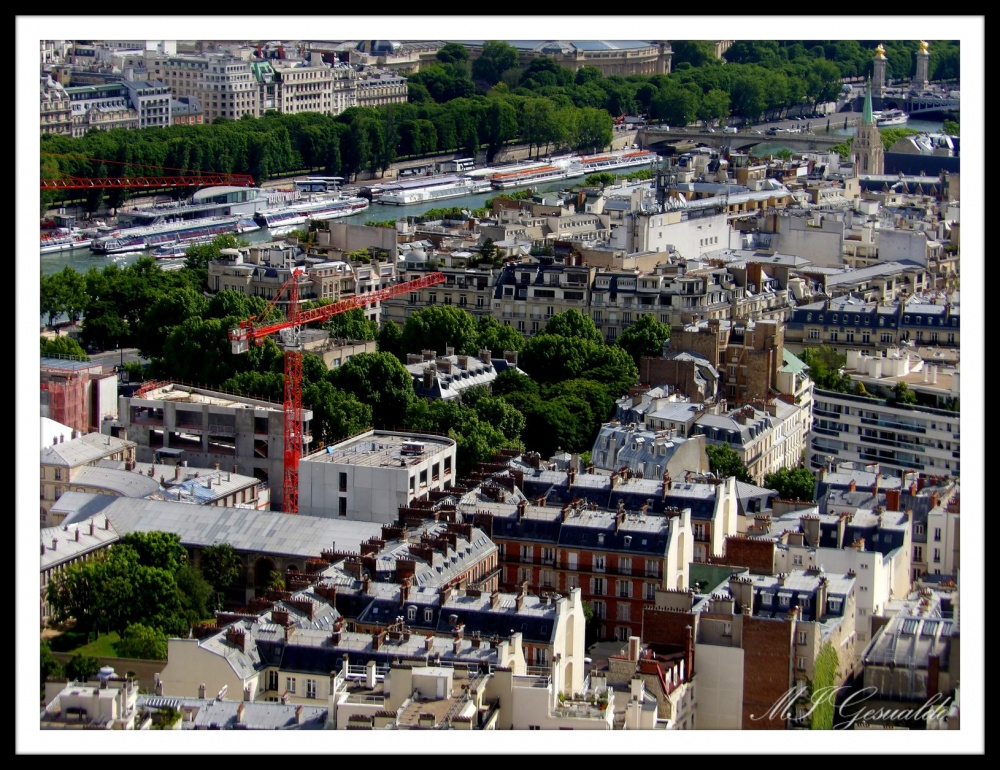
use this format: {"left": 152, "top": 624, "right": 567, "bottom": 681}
{"left": 228, "top": 270, "right": 446, "bottom": 514}
{"left": 40, "top": 153, "right": 255, "bottom": 190}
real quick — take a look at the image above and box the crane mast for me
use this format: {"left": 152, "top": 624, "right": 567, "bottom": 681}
{"left": 229, "top": 270, "right": 446, "bottom": 514}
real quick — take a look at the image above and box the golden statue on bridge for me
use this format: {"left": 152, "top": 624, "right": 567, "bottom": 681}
{"left": 919, "top": 41, "right": 929, "bottom": 53}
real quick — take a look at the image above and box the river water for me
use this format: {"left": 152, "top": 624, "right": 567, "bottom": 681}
{"left": 40, "top": 183, "right": 571, "bottom": 278}
{"left": 41, "top": 117, "right": 947, "bottom": 278}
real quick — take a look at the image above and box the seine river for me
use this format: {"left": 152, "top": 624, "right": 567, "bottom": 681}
{"left": 40, "top": 183, "right": 569, "bottom": 278}
{"left": 41, "top": 116, "right": 946, "bottom": 278}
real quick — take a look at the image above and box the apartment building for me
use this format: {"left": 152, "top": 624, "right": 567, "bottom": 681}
{"left": 121, "top": 78, "right": 172, "bottom": 129}
{"left": 923, "top": 481, "right": 960, "bottom": 579}
{"left": 813, "top": 460, "right": 956, "bottom": 585}
{"left": 170, "top": 95, "right": 203, "bottom": 125}
{"left": 808, "top": 348, "right": 960, "bottom": 479}
{"left": 461, "top": 40, "right": 673, "bottom": 78}
{"left": 460, "top": 488, "right": 693, "bottom": 644}
{"left": 114, "top": 382, "right": 312, "bottom": 511}
{"left": 615, "top": 387, "right": 701, "bottom": 431}
{"left": 645, "top": 566, "right": 857, "bottom": 730}
{"left": 41, "top": 433, "right": 270, "bottom": 527}
{"left": 588, "top": 421, "right": 707, "bottom": 479}
{"left": 449, "top": 455, "right": 741, "bottom": 631}
{"left": 489, "top": 258, "right": 595, "bottom": 338}
{"left": 297, "top": 430, "right": 457, "bottom": 522}
{"left": 689, "top": 399, "right": 807, "bottom": 485}
{"left": 158, "top": 578, "right": 586, "bottom": 723}
{"left": 859, "top": 585, "right": 959, "bottom": 728}
{"left": 206, "top": 242, "right": 352, "bottom": 305}
{"left": 354, "top": 68, "right": 408, "bottom": 109}
{"left": 41, "top": 672, "right": 140, "bottom": 730}
{"left": 795, "top": 261, "right": 920, "bottom": 305}
{"left": 40, "top": 75, "right": 72, "bottom": 136}
{"left": 158, "top": 605, "right": 508, "bottom": 705}
{"left": 134, "top": 692, "right": 326, "bottom": 730}
{"left": 385, "top": 262, "right": 499, "bottom": 327}
{"left": 726, "top": 501, "right": 912, "bottom": 648}
{"left": 591, "top": 262, "right": 734, "bottom": 339}
{"left": 65, "top": 82, "right": 139, "bottom": 137}
{"left": 264, "top": 54, "right": 347, "bottom": 115}
{"left": 606, "top": 636, "right": 696, "bottom": 729}
{"left": 160, "top": 52, "right": 260, "bottom": 122}
{"left": 40, "top": 430, "right": 134, "bottom": 525}
{"left": 786, "top": 293, "right": 959, "bottom": 355}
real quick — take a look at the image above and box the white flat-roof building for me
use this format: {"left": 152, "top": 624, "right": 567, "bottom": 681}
{"left": 298, "top": 430, "right": 457, "bottom": 523}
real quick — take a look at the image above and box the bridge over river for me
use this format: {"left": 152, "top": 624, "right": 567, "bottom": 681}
{"left": 639, "top": 125, "right": 852, "bottom": 154}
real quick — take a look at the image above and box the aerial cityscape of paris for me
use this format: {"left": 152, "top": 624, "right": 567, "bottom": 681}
{"left": 18, "top": 14, "right": 982, "bottom": 756}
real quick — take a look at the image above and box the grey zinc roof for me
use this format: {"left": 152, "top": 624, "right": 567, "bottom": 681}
{"left": 64, "top": 466, "right": 162, "bottom": 498}
{"left": 40, "top": 515, "right": 121, "bottom": 571}
{"left": 54, "top": 495, "right": 384, "bottom": 558}
{"left": 822, "top": 262, "right": 909, "bottom": 287}
{"left": 863, "top": 594, "right": 956, "bottom": 668}
{"left": 735, "top": 479, "right": 779, "bottom": 500}
{"left": 646, "top": 401, "right": 703, "bottom": 423}
{"left": 52, "top": 491, "right": 118, "bottom": 526}
{"left": 40, "top": 433, "right": 135, "bottom": 467}
{"left": 137, "top": 694, "right": 327, "bottom": 730}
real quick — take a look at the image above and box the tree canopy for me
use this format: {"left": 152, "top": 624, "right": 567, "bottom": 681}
{"left": 763, "top": 467, "right": 817, "bottom": 501}
{"left": 615, "top": 314, "right": 672, "bottom": 367}
{"left": 705, "top": 443, "right": 752, "bottom": 483}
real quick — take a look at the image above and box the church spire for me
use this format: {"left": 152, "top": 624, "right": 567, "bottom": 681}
{"left": 862, "top": 79, "right": 875, "bottom": 125}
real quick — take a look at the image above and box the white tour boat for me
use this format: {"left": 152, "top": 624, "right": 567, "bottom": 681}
{"left": 253, "top": 193, "right": 370, "bottom": 233}
{"left": 570, "top": 149, "right": 658, "bottom": 176}
{"left": 90, "top": 215, "right": 258, "bottom": 255}
{"left": 484, "top": 156, "right": 584, "bottom": 190}
{"left": 874, "top": 109, "right": 909, "bottom": 127}
{"left": 375, "top": 174, "right": 492, "bottom": 205}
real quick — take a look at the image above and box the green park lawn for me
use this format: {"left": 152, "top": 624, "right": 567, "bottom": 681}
{"left": 47, "top": 629, "right": 121, "bottom": 657}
